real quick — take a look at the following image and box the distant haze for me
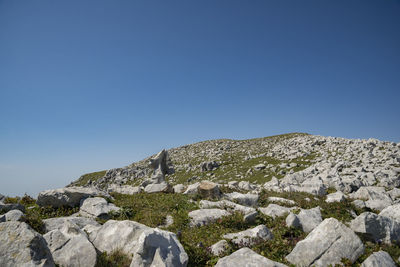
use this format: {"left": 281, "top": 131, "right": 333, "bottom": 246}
{"left": 0, "top": 0, "right": 399, "bottom": 197}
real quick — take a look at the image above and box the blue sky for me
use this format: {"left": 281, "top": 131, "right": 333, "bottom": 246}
{"left": 1, "top": 0, "right": 399, "bottom": 197}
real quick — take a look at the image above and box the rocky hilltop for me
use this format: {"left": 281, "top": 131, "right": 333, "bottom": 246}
{"left": 1, "top": 133, "right": 400, "bottom": 267}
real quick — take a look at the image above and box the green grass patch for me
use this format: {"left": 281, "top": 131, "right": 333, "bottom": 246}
{"left": 72, "top": 170, "right": 107, "bottom": 186}
{"left": 96, "top": 249, "right": 131, "bottom": 267}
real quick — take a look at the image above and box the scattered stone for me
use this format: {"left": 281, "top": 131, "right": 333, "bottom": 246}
{"left": 37, "top": 186, "right": 109, "bottom": 208}
{"left": 259, "top": 204, "right": 297, "bottom": 218}
{"left": 225, "top": 192, "right": 259, "bottom": 206}
{"left": 159, "top": 215, "right": 174, "bottom": 229}
{"left": 223, "top": 225, "right": 273, "bottom": 246}
{"left": 108, "top": 184, "right": 142, "bottom": 195}
{"left": 353, "top": 199, "right": 367, "bottom": 209}
{"left": 350, "top": 212, "right": 400, "bottom": 243}
{"left": 173, "top": 184, "right": 185, "bottom": 193}
{"left": 286, "top": 212, "right": 301, "bottom": 229}
{"left": 215, "top": 247, "right": 287, "bottom": 267}
{"left": 297, "top": 207, "right": 322, "bottom": 233}
{"left": 210, "top": 240, "right": 230, "bottom": 256}
{"left": 325, "top": 191, "right": 346, "bottom": 203}
{"left": 361, "top": 251, "right": 396, "bottom": 267}
{"left": 0, "top": 221, "right": 55, "bottom": 267}
{"left": 130, "top": 228, "right": 188, "bottom": 267}
{"left": 200, "top": 161, "right": 219, "bottom": 172}
{"left": 188, "top": 209, "right": 231, "bottom": 227}
{"left": 286, "top": 218, "right": 364, "bottom": 266}
{"left": 267, "top": 197, "right": 296, "bottom": 205}
{"left": 79, "top": 197, "right": 120, "bottom": 219}
{"left": 183, "top": 182, "right": 200, "bottom": 195}
{"left": 44, "top": 221, "right": 97, "bottom": 267}
{"left": 198, "top": 180, "right": 221, "bottom": 199}
{"left": 253, "top": 163, "right": 266, "bottom": 170}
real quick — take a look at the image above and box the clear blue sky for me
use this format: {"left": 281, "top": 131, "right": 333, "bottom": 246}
{"left": 1, "top": 0, "right": 399, "bottom": 197}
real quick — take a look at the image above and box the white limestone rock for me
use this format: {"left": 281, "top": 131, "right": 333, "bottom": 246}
{"left": 43, "top": 216, "right": 100, "bottom": 233}
{"left": 223, "top": 225, "right": 273, "bottom": 246}
{"left": 44, "top": 221, "right": 97, "bottom": 267}
{"left": 259, "top": 204, "right": 298, "bottom": 218}
{"left": 89, "top": 220, "right": 151, "bottom": 254}
{"left": 361, "top": 251, "right": 396, "bottom": 267}
{"left": 379, "top": 203, "right": 400, "bottom": 223}
{"left": 79, "top": 197, "right": 120, "bottom": 219}
{"left": 286, "top": 218, "right": 364, "bottom": 266}
{"left": 210, "top": 240, "right": 230, "bottom": 256}
{"left": 37, "top": 186, "right": 109, "bottom": 208}
{"left": 225, "top": 192, "right": 259, "bottom": 207}
{"left": 215, "top": 247, "right": 287, "bottom": 267}
{"left": 188, "top": 209, "right": 231, "bottom": 227}
{"left": 130, "top": 228, "right": 188, "bottom": 267}
{"left": 0, "top": 221, "right": 55, "bottom": 267}
{"left": 350, "top": 212, "right": 400, "bottom": 244}
{"left": 325, "top": 191, "right": 346, "bottom": 203}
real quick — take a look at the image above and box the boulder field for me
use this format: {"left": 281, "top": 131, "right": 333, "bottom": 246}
{"left": 1, "top": 133, "right": 400, "bottom": 266}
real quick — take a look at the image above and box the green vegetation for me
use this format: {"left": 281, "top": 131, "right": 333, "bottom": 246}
{"left": 258, "top": 190, "right": 367, "bottom": 222}
{"left": 96, "top": 249, "right": 132, "bottom": 267}
{"left": 72, "top": 170, "right": 107, "bottom": 186}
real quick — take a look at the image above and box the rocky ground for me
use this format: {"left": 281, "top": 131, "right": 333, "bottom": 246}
{"left": 1, "top": 133, "right": 400, "bottom": 266}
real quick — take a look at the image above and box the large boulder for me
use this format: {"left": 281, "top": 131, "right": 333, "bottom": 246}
{"left": 379, "top": 203, "right": 400, "bottom": 223}
{"left": 0, "top": 221, "right": 55, "bottom": 267}
{"left": 286, "top": 218, "right": 364, "bottom": 266}
{"left": 361, "top": 251, "right": 396, "bottom": 267}
{"left": 43, "top": 216, "right": 100, "bottom": 233}
{"left": 130, "top": 228, "right": 188, "bottom": 267}
{"left": 215, "top": 247, "right": 287, "bottom": 267}
{"left": 350, "top": 212, "right": 400, "bottom": 243}
{"left": 325, "top": 191, "right": 346, "bottom": 203}
{"left": 188, "top": 209, "right": 231, "bottom": 227}
{"left": 89, "top": 220, "right": 151, "bottom": 254}
{"left": 79, "top": 197, "right": 120, "bottom": 219}
{"left": 37, "top": 187, "right": 109, "bottom": 208}
{"left": 223, "top": 225, "right": 273, "bottom": 246}
{"left": 44, "top": 221, "right": 97, "bottom": 267}
{"left": 350, "top": 186, "right": 393, "bottom": 211}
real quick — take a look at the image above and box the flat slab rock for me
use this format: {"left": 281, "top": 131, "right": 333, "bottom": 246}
{"left": 43, "top": 216, "right": 100, "bottom": 233}
{"left": 0, "top": 221, "right": 55, "bottom": 267}
{"left": 259, "top": 204, "right": 298, "bottom": 218}
{"left": 215, "top": 247, "right": 287, "bottom": 267}
{"left": 223, "top": 225, "right": 273, "bottom": 246}
{"left": 286, "top": 218, "right": 364, "bottom": 267}
{"left": 188, "top": 208, "right": 231, "bottom": 227}
{"left": 37, "top": 186, "right": 109, "bottom": 208}
{"left": 225, "top": 192, "right": 259, "bottom": 207}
